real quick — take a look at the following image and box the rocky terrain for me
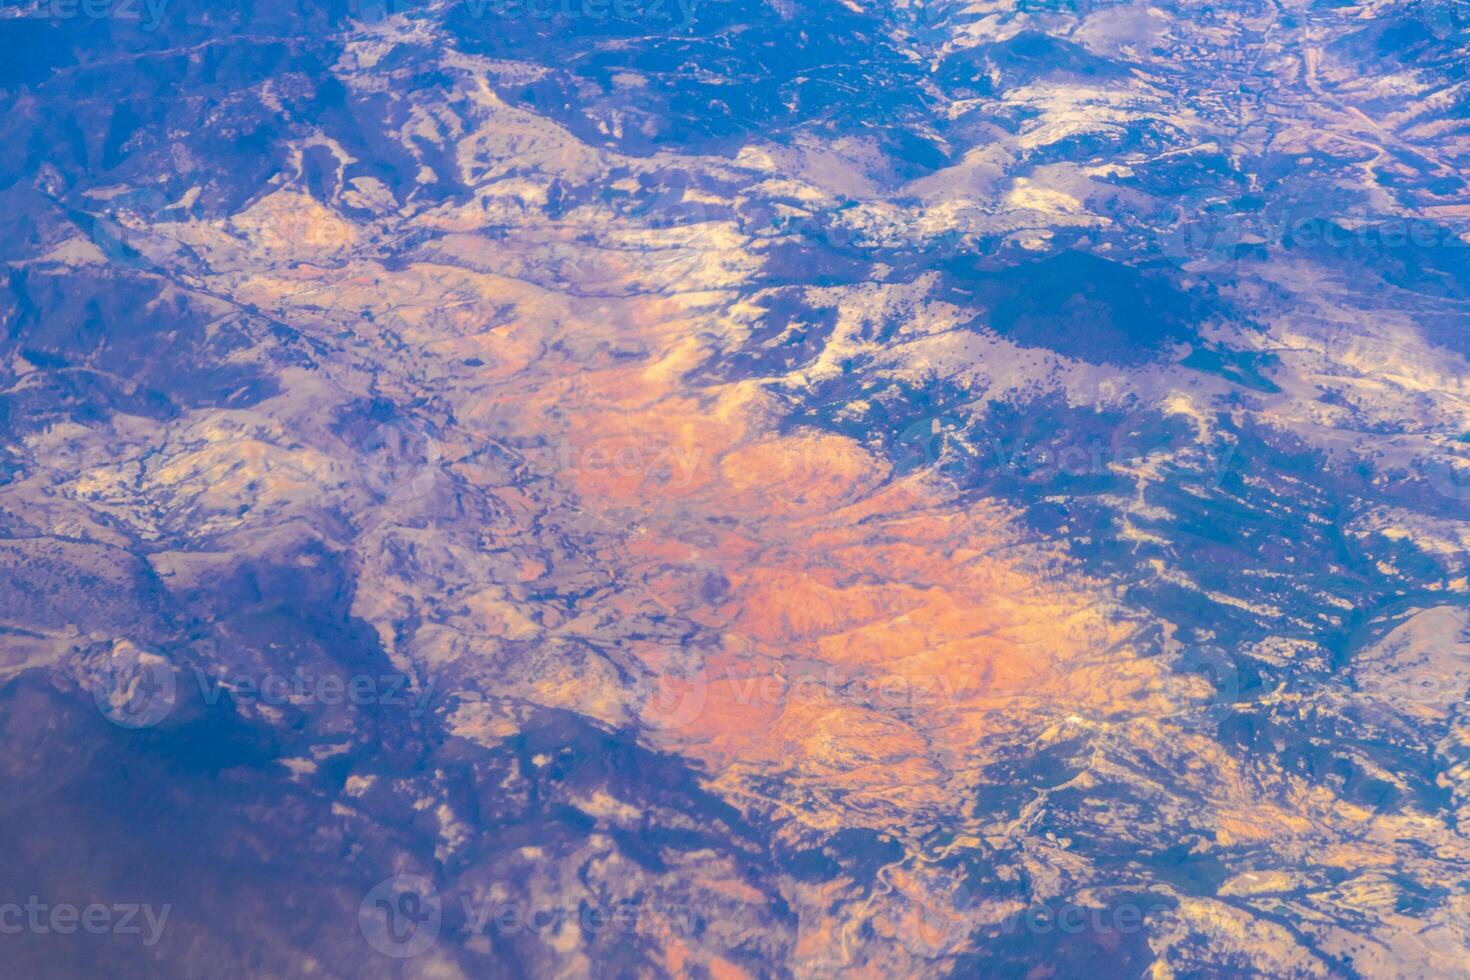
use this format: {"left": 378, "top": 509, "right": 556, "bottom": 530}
{"left": 1, "top": 0, "right": 1469, "bottom": 976}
